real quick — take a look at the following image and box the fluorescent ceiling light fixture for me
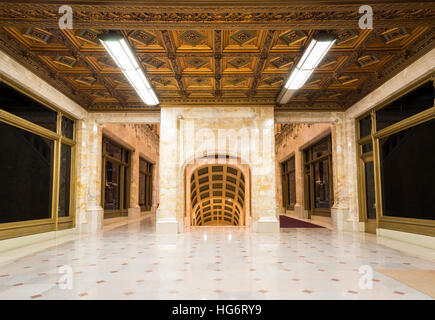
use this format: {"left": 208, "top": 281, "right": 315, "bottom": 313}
{"left": 277, "top": 32, "right": 335, "bottom": 104}
{"left": 99, "top": 31, "right": 159, "bottom": 106}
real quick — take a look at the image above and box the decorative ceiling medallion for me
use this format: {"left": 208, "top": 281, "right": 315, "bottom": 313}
{"left": 382, "top": 28, "right": 409, "bottom": 44}
{"left": 228, "top": 57, "right": 249, "bottom": 68}
{"left": 264, "top": 76, "right": 283, "bottom": 86}
{"left": 152, "top": 77, "right": 171, "bottom": 86}
{"left": 142, "top": 56, "right": 165, "bottom": 69}
{"left": 271, "top": 56, "right": 293, "bottom": 68}
{"left": 187, "top": 57, "right": 207, "bottom": 69}
{"left": 77, "top": 29, "right": 100, "bottom": 45}
{"left": 338, "top": 75, "right": 359, "bottom": 85}
{"left": 357, "top": 55, "right": 380, "bottom": 67}
{"left": 180, "top": 30, "right": 205, "bottom": 45}
{"left": 53, "top": 56, "right": 77, "bottom": 68}
{"left": 97, "top": 57, "right": 117, "bottom": 69}
{"left": 279, "top": 30, "right": 306, "bottom": 46}
{"left": 227, "top": 78, "right": 245, "bottom": 85}
{"left": 22, "top": 27, "right": 51, "bottom": 44}
{"left": 129, "top": 30, "right": 156, "bottom": 45}
{"left": 336, "top": 29, "right": 358, "bottom": 45}
{"left": 231, "top": 30, "right": 255, "bottom": 45}
{"left": 75, "top": 75, "right": 97, "bottom": 86}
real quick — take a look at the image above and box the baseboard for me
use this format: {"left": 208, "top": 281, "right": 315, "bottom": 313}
{"left": 377, "top": 228, "right": 435, "bottom": 250}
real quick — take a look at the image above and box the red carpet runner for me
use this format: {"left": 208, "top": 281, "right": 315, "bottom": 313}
{"left": 280, "top": 215, "right": 324, "bottom": 228}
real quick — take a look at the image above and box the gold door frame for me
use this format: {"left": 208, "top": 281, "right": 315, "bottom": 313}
{"left": 0, "top": 77, "right": 76, "bottom": 240}
{"left": 355, "top": 74, "right": 435, "bottom": 236}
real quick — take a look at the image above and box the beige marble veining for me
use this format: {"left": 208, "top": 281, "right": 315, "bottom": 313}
{"left": 157, "top": 106, "right": 279, "bottom": 233}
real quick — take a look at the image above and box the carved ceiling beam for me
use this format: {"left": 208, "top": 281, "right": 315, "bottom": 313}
{"left": 214, "top": 30, "right": 222, "bottom": 98}
{"left": 160, "top": 30, "right": 186, "bottom": 97}
{"left": 49, "top": 29, "right": 128, "bottom": 107}
{"left": 249, "top": 29, "right": 276, "bottom": 97}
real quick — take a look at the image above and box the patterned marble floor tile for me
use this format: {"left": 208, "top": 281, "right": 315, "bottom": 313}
{"left": 0, "top": 218, "right": 434, "bottom": 300}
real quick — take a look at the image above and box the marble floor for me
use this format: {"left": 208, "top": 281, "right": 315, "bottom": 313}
{"left": 0, "top": 217, "right": 434, "bottom": 300}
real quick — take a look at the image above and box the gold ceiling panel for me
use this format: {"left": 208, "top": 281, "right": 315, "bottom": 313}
{"left": 333, "top": 29, "right": 370, "bottom": 49}
{"left": 63, "top": 29, "right": 104, "bottom": 51}
{"left": 258, "top": 76, "right": 285, "bottom": 89}
{"left": 4, "top": 27, "right": 67, "bottom": 51}
{"left": 65, "top": 75, "right": 106, "bottom": 90}
{"left": 179, "top": 56, "right": 214, "bottom": 75}
{"left": 150, "top": 76, "right": 179, "bottom": 91}
{"left": 0, "top": 3, "right": 432, "bottom": 111}
{"left": 183, "top": 76, "right": 215, "bottom": 91}
{"left": 263, "top": 56, "right": 294, "bottom": 74}
{"left": 222, "top": 77, "right": 251, "bottom": 90}
{"left": 139, "top": 55, "right": 173, "bottom": 75}
{"left": 222, "top": 30, "right": 265, "bottom": 53}
{"left": 128, "top": 30, "right": 166, "bottom": 52}
{"left": 172, "top": 30, "right": 214, "bottom": 53}
{"left": 222, "top": 56, "right": 256, "bottom": 75}
{"left": 38, "top": 55, "right": 88, "bottom": 73}
{"left": 271, "top": 30, "right": 310, "bottom": 52}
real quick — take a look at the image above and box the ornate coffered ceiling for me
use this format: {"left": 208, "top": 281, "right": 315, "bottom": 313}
{"left": 0, "top": 1, "right": 433, "bottom": 111}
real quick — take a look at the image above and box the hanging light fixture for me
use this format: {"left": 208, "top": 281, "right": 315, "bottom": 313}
{"left": 277, "top": 32, "right": 336, "bottom": 105}
{"left": 99, "top": 31, "right": 159, "bottom": 106}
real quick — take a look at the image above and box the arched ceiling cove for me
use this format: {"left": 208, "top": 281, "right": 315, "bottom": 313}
{"left": 190, "top": 165, "right": 245, "bottom": 226}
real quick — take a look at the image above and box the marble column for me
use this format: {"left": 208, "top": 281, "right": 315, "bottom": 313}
{"left": 128, "top": 151, "right": 141, "bottom": 219}
{"left": 293, "top": 149, "right": 306, "bottom": 219}
{"left": 251, "top": 110, "right": 280, "bottom": 233}
{"left": 81, "top": 116, "right": 104, "bottom": 232}
{"left": 155, "top": 108, "right": 180, "bottom": 233}
{"left": 331, "top": 116, "right": 359, "bottom": 231}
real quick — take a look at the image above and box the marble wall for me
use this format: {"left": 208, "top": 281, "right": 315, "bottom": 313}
{"left": 75, "top": 116, "right": 160, "bottom": 232}
{"left": 275, "top": 123, "right": 332, "bottom": 218}
{"left": 274, "top": 114, "right": 359, "bottom": 232}
{"left": 157, "top": 106, "right": 279, "bottom": 233}
{"left": 101, "top": 123, "right": 160, "bottom": 219}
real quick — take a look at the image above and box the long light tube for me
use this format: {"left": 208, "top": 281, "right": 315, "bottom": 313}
{"left": 277, "top": 33, "right": 335, "bottom": 104}
{"left": 99, "top": 32, "right": 159, "bottom": 106}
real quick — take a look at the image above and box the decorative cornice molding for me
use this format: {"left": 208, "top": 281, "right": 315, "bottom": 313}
{"left": 0, "top": 4, "right": 433, "bottom": 29}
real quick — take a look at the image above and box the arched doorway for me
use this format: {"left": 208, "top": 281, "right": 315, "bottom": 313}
{"left": 187, "top": 161, "right": 249, "bottom": 227}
